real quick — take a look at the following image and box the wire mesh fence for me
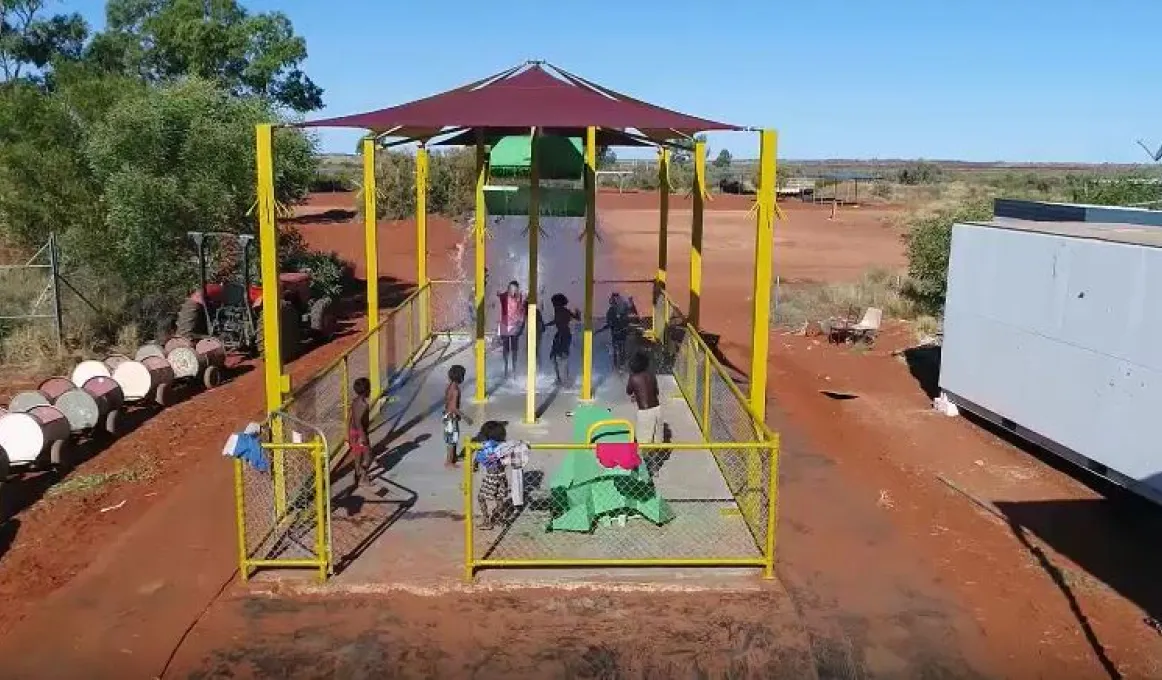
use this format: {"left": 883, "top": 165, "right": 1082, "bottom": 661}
{"left": 466, "top": 440, "right": 775, "bottom": 570}
{"left": 235, "top": 427, "right": 327, "bottom": 580}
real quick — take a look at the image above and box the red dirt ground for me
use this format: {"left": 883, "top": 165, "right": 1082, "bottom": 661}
{"left": 2, "top": 192, "right": 1160, "bottom": 678}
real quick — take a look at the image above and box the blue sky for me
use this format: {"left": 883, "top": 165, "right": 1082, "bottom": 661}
{"left": 68, "top": 0, "right": 1162, "bottom": 162}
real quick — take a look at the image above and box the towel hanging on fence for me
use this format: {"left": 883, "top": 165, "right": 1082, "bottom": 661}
{"left": 223, "top": 423, "right": 270, "bottom": 473}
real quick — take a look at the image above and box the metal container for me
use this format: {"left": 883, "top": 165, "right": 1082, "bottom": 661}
{"left": 134, "top": 344, "right": 165, "bottom": 362}
{"left": 37, "top": 376, "right": 76, "bottom": 402}
{"left": 195, "top": 337, "right": 227, "bottom": 388}
{"left": 71, "top": 360, "right": 111, "bottom": 389}
{"left": 0, "top": 405, "right": 70, "bottom": 466}
{"left": 941, "top": 204, "right": 1162, "bottom": 505}
{"left": 8, "top": 391, "right": 49, "bottom": 413}
{"left": 163, "top": 337, "right": 193, "bottom": 354}
{"left": 56, "top": 376, "right": 124, "bottom": 433}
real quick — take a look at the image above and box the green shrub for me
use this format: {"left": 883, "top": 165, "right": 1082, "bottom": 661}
{"left": 903, "top": 201, "right": 993, "bottom": 314}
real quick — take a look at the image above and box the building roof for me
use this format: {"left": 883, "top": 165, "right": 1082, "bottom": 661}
{"left": 298, "top": 62, "right": 742, "bottom": 140}
{"left": 964, "top": 217, "right": 1162, "bottom": 249}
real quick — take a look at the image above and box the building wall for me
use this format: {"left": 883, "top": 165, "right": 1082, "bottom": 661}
{"left": 940, "top": 223, "right": 1162, "bottom": 492}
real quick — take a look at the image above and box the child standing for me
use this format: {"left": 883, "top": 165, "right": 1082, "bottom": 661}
{"left": 473, "top": 420, "right": 510, "bottom": 530}
{"left": 548, "top": 293, "right": 581, "bottom": 386}
{"left": 443, "top": 364, "right": 473, "bottom": 468}
{"left": 348, "top": 377, "right": 372, "bottom": 487}
{"left": 497, "top": 280, "right": 526, "bottom": 378}
{"left": 626, "top": 351, "right": 662, "bottom": 444}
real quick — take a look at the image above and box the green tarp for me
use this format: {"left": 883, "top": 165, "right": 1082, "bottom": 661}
{"left": 489, "top": 135, "right": 583, "bottom": 180}
{"left": 547, "top": 405, "right": 675, "bottom": 532}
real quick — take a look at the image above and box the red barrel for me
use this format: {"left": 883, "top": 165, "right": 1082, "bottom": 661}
{"left": 194, "top": 338, "right": 226, "bottom": 368}
{"left": 38, "top": 376, "right": 76, "bottom": 402}
{"left": 83, "top": 376, "right": 125, "bottom": 412}
{"left": 27, "top": 405, "right": 71, "bottom": 465}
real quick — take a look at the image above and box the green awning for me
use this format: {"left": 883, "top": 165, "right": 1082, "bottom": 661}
{"left": 489, "top": 135, "right": 583, "bottom": 180}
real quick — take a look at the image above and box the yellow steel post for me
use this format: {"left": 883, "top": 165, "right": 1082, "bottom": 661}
{"left": 313, "top": 438, "right": 328, "bottom": 582}
{"left": 233, "top": 458, "right": 249, "bottom": 580}
{"left": 689, "top": 139, "right": 706, "bottom": 328}
{"left": 525, "top": 302, "right": 537, "bottom": 424}
{"left": 416, "top": 145, "right": 430, "bottom": 338}
{"left": 749, "top": 129, "right": 777, "bottom": 424}
{"left": 763, "top": 436, "right": 781, "bottom": 579}
{"left": 526, "top": 128, "right": 539, "bottom": 423}
{"left": 654, "top": 147, "right": 670, "bottom": 338}
{"left": 474, "top": 133, "right": 488, "bottom": 402}
{"left": 256, "top": 124, "right": 287, "bottom": 515}
{"left": 581, "top": 126, "right": 597, "bottom": 401}
{"left": 463, "top": 442, "right": 475, "bottom": 581}
{"left": 363, "top": 137, "right": 382, "bottom": 399}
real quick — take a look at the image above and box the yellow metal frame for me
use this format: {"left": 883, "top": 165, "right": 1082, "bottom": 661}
{"left": 654, "top": 147, "right": 670, "bottom": 338}
{"left": 416, "top": 145, "right": 430, "bottom": 338}
{"left": 526, "top": 128, "right": 540, "bottom": 423}
{"left": 473, "top": 133, "right": 488, "bottom": 402}
{"left": 581, "top": 126, "right": 597, "bottom": 401}
{"left": 689, "top": 139, "right": 706, "bottom": 328}
{"left": 363, "top": 137, "right": 381, "bottom": 399}
{"left": 749, "top": 130, "right": 777, "bottom": 425}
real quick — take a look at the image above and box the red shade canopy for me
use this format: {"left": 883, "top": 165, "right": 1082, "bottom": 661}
{"left": 299, "top": 62, "right": 742, "bottom": 138}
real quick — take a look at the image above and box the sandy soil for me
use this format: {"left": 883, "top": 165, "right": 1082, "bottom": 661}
{"left": 1, "top": 191, "right": 1160, "bottom": 678}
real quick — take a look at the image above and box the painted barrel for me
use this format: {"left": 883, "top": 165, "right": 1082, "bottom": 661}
{"left": 38, "top": 376, "right": 76, "bottom": 402}
{"left": 0, "top": 406, "right": 70, "bottom": 465}
{"left": 143, "top": 355, "right": 175, "bottom": 405}
{"left": 112, "top": 359, "right": 167, "bottom": 402}
{"left": 195, "top": 338, "right": 226, "bottom": 368}
{"left": 83, "top": 376, "right": 125, "bottom": 412}
{"left": 134, "top": 344, "right": 165, "bottom": 362}
{"left": 167, "top": 346, "right": 202, "bottom": 380}
{"left": 71, "top": 360, "right": 112, "bottom": 389}
{"left": 8, "top": 391, "right": 49, "bottom": 413}
{"left": 54, "top": 389, "right": 101, "bottom": 431}
{"left": 104, "top": 354, "right": 130, "bottom": 373}
{"left": 163, "top": 337, "right": 193, "bottom": 354}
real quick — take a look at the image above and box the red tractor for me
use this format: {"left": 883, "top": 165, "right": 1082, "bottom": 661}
{"left": 176, "top": 232, "right": 337, "bottom": 358}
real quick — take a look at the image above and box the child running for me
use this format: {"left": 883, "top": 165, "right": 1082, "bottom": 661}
{"left": 548, "top": 293, "right": 581, "bottom": 386}
{"left": 443, "top": 364, "right": 473, "bottom": 468}
{"left": 348, "top": 377, "right": 372, "bottom": 488}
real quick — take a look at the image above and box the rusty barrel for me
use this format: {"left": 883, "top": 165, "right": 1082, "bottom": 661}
{"left": 71, "top": 360, "right": 112, "bottom": 389}
{"left": 0, "top": 405, "right": 70, "bottom": 466}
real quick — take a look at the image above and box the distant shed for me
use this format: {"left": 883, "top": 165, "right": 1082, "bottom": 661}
{"left": 940, "top": 199, "right": 1162, "bottom": 503}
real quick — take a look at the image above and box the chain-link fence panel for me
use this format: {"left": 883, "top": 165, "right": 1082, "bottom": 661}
{"left": 236, "top": 432, "right": 326, "bottom": 577}
{"left": 468, "top": 442, "right": 770, "bottom": 566}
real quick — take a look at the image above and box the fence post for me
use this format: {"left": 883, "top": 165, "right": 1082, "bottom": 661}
{"left": 313, "top": 437, "right": 329, "bottom": 582}
{"left": 701, "top": 350, "right": 711, "bottom": 439}
{"left": 463, "top": 442, "right": 476, "bottom": 581}
{"left": 233, "top": 458, "right": 249, "bottom": 580}
{"left": 340, "top": 357, "right": 351, "bottom": 434}
{"left": 48, "top": 232, "right": 63, "bottom": 347}
{"left": 764, "top": 435, "right": 781, "bottom": 579}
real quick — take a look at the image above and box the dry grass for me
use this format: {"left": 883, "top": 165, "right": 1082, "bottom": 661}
{"left": 772, "top": 268, "right": 917, "bottom": 329}
{"left": 44, "top": 466, "right": 152, "bottom": 499}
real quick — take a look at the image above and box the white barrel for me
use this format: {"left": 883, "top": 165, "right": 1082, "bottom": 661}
{"left": 104, "top": 354, "right": 131, "bottom": 371}
{"left": 134, "top": 344, "right": 165, "bottom": 361}
{"left": 112, "top": 360, "right": 153, "bottom": 401}
{"left": 71, "top": 360, "right": 112, "bottom": 389}
{"left": 54, "top": 389, "right": 101, "bottom": 431}
{"left": 8, "top": 391, "right": 48, "bottom": 413}
{"left": 195, "top": 338, "right": 226, "bottom": 369}
{"left": 166, "top": 346, "right": 202, "bottom": 380}
{"left": 38, "top": 376, "right": 76, "bottom": 402}
{"left": 0, "top": 406, "right": 70, "bottom": 465}
{"left": 164, "top": 337, "right": 193, "bottom": 354}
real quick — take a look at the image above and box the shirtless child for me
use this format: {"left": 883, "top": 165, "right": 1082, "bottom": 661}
{"left": 626, "top": 351, "right": 661, "bottom": 443}
{"left": 443, "top": 364, "right": 473, "bottom": 468}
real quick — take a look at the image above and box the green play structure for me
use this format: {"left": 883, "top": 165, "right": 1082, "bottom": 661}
{"left": 484, "top": 135, "right": 586, "bottom": 217}
{"left": 547, "top": 405, "right": 675, "bottom": 532}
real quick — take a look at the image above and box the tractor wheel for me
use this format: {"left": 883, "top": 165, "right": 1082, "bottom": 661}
{"left": 309, "top": 296, "right": 337, "bottom": 341}
{"left": 176, "top": 299, "right": 206, "bottom": 337}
